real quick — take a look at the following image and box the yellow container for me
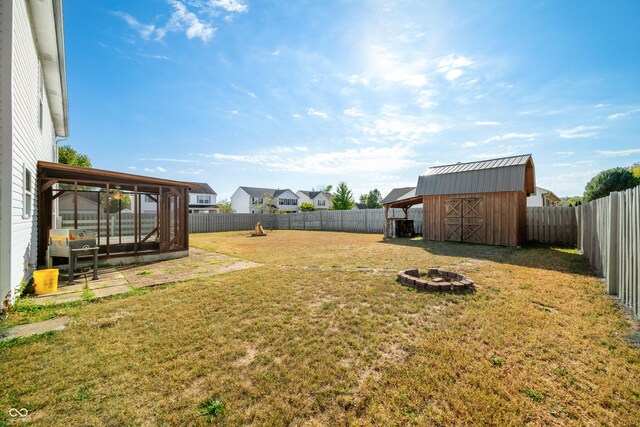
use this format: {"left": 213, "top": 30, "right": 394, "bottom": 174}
{"left": 33, "top": 269, "right": 59, "bottom": 295}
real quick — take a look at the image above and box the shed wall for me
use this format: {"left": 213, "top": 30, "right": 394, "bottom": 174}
{"left": 422, "top": 191, "right": 527, "bottom": 246}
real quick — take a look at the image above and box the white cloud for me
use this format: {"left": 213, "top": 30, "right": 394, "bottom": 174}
{"left": 556, "top": 125, "right": 601, "bottom": 139}
{"left": 474, "top": 121, "right": 500, "bottom": 126}
{"left": 344, "top": 107, "right": 365, "bottom": 117}
{"left": 554, "top": 151, "right": 574, "bottom": 157}
{"left": 437, "top": 54, "right": 473, "bottom": 81}
{"left": 345, "top": 74, "right": 370, "bottom": 86}
{"left": 271, "top": 146, "right": 308, "bottom": 153}
{"left": 166, "top": 0, "right": 216, "bottom": 41}
{"left": 178, "top": 168, "right": 205, "bottom": 175}
{"left": 596, "top": 148, "right": 640, "bottom": 157}
{"left": 363, "top": 118, "right": 442, "bottom": 142}
{"left": 156, "top": 166, "right": 168, "bottom": 172}
{"left": 127, "top": 166, "right": 137, "bottom": 170}
{"left": 417, "top": 89, "right": 437, "bottom": 108}
{"left": 203, "top": 144, "right": 420, "bottom": 175}
{"left": 230, "top": 110, "right": 239, "bottom": 114}
{"left": 292, "top": 113, "right": 302, "bottom": 119}
{"left": 116, "top": 0, "right": 248, "bottom": 43}
{"left": 206, "top": 0, "right": 248, "bottom": 13}
{"left": 368, "top": 44, "right": 429, "bottom": 87}
{"left": 139, "top": 157, "right": 200, "bottom": 163}
{"left": 113, "top": 12, "right": 159, "bottom": 39}
{"left": 608, "top": 108, "right": 640, "bottom": 119}
{"left": 460, "top": 132, "right": 535, "bottom": 148}
{"left": 307, "top": 108, "right": 329, "bottom": 119}
{"left": 144, "top": 168, "right": 154, "bottom": 172}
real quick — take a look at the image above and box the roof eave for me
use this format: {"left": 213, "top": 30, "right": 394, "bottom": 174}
{"left": 29, "top": 0, "right": 68, "bottom": 137}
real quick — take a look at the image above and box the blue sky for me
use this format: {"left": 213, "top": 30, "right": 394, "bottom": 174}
{"left": 63, "top": 0, "right": 640, "bottom": 199}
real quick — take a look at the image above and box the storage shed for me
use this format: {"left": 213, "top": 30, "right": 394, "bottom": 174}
{"left": 416, "top": 154, "right": 535, "bottom": 246}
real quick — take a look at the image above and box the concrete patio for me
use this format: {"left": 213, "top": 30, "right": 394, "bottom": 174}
{"left": 30, "top": 247, "right": 260, "bottom": 305}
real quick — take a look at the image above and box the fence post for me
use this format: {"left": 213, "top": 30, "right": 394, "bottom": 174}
{"left": 303, "top": 211, "right": 306, "bottom": 230}
{"left": 607, "top": 192, "right": 619, "bottom": 295}
{"left": 340, "top": 210, "right": 344, "bottom": 230}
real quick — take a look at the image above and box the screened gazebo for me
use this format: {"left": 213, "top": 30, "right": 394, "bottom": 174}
{"left": 37, "top": 161, "right": 193, "bottom": 266}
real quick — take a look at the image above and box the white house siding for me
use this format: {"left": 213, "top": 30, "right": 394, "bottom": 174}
{"left": 0, "top": 0, "right": 8, "bottom": 303}
{"left": 6, "top": 0, "right": 57, "bottom": 301}
{"left": 231, "top": 188, "right": 251, "bottom": 213}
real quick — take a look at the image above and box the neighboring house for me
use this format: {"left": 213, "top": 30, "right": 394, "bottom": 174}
{"left": 188, "top": 182, "right": 218, "bottom": 214}
{"left": 527, "top": 186, "right": 561, "bottom": 207}
{"left": 58, "top": 191, "right": 103, "bottom": 214}
{"left": 0, "top": 0, "right": 68, "bottom": 304}
{"left": 296, "top": 190, "right": 332, "bottom": 210}
{"left": 353, "top": 203, "right": 368, "bottom": 210}
{"left": 231, "top": 186, "right": 299, "bottom": 213}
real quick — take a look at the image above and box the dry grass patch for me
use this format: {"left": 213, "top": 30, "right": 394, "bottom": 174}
{"left": 1, "top": 231, "right": 639, "bottom": 425}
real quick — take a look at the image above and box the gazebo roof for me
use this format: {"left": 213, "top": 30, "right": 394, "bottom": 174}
{"left": 38, "top": 162, "right": 194, "bottom": 193}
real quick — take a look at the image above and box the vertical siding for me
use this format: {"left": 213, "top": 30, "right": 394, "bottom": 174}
{"left": 422, "top": 191, "right": 525, "bottom": 246}
{"left": 0, "top": 0, "right": 12, "bottom": 302}
{"left": 7, "top": 0, "right": 56, "bottom": 301}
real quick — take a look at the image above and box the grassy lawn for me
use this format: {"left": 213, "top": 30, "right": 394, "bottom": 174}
{"left": 1, "top": 230, "right": 639, "bottom": 425}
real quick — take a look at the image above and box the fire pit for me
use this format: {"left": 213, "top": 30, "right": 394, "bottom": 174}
{"left": 397, "top": 268, "right": 474, "bottom": 292}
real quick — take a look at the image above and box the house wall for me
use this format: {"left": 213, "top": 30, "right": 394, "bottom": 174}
{"left": 313, "top": 193, "right": 330, "bottom": 209}
{"left": 189, "top": 192, "right": 217, "bottom": 206}
{"left": 4, "top": 0, "right": 57, "bottom": 302}
{"left": 58, "top": 193, "right": 103, "bottom": 214}
{"left": 275, "top": 189, "right": 299, "bottom": 212}
{"left": 0, "top": 0, "right": 10, "bottom": 304}
{"left": 422, "top": 191, "right": 527, "bottom": 246}
{"left": 231, "top": 188, "right": 250, "bottom": 213}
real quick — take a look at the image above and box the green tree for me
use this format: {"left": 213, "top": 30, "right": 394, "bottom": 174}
{"left": 218, "top": 199, "right": 234, "bottom": 213}
{"left": 366, "top": 188, "right": 382, "bottom": 209}
{"left": 331, "top": 182, "right": 355, "bottom": 210}
{"left": 299, "top": 202, "right": 317, "bottom": 212}
{"left": 359, "top": 194, "right": 368, "bottom": 204}
{"left": 100, "top": 190, "right": 131, "bottom": 213}
{"left": 253, "top": 192, "right": 279, "bottom": 214}
{"left": 58, "top": 145, "right": 92, "bottom": 167}
{"left": 583, "top": 167, "right": 640, "bottom": 202}
{"left": 631, "top": 162, "right": 640, "bottom": 179}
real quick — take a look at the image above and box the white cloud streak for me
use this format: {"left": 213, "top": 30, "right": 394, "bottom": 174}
{"left": 596, "top": 148, "right": 640, "bottom": 157}
{"left": 556, "top": 125, "right": 601, "bottom": 139}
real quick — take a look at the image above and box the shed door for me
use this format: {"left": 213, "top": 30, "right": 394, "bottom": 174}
{"left": 444, "top": 197, "right": 485, "bottom": 243}
{"left": 444, "top": 198, "right": 462, "bottom": 241}
{"left": 461, "top": 198, "right": 485, "bottom": 244}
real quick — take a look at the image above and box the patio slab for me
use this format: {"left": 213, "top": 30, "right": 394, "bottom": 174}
{"left": 28, "top": 248, "right": 260, "bottom": 305}
{"left": 1, "top": 316, "right": 70, "bottom": 341}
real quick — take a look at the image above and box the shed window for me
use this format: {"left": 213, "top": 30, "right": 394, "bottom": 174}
{"left": 23, "top": 166, "right": 33, "bottom": 218}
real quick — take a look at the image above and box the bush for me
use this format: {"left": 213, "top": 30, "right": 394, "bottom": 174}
{"left": 583, "top": 167, "right": 639, "bottom": 202}
{"left": 299, "top": 202, "right": 317, "bottom": 212}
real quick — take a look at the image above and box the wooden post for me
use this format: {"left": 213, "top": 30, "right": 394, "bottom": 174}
{"left": 105, "top": 183, "right": 110, "bottom": 257}
{"left": 134, "top": 185, "right": 138, "bottom": 254}
{"left": 73, "top": 181, "right": 78, "bottom": 229}
{"left": 607, "top": 192, "right": 619, "bottom": 295}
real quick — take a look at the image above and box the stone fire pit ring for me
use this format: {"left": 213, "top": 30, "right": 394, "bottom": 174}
{"left": 397, "top": 268, "right": 474, "bottom": 292}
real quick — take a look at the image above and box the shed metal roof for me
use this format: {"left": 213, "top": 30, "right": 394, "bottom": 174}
{"left": 416, "top": 154, "right": 533, "bottom": 196}
{"left": 382, "top": 187, "right": 415, "bottom": 204}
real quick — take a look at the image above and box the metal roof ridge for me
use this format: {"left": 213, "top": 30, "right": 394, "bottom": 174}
{"left": 426, "top": 153, "right": 531, "bottom": 171}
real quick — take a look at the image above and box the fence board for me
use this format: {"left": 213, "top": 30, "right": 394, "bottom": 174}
{"left": 575, "top": 185, "right": 640, "bottom": 319}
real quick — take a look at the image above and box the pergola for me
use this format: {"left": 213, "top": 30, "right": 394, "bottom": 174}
{"left": 382, "top": 195, "right": 423, "bottom": 238}
{"left": 37, "top": 162, "right": 193, "bottom": 266}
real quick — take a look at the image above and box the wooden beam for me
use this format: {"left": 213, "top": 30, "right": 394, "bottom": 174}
{"left": 73, "top": 181, "right": 78, "bottom": 229}
{"left": 40, "top": 178, "right": 58, "bottom": 193}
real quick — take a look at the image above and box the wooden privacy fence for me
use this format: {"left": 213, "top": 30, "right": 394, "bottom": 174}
{"left": 577, "top": 186, "right": 640, "bottom": 318}
{"left": 60, "top": 213, "right": 157, "bottom": 237}
{"left": 190, "top": 209, "right": 424, "bottom": 234}
{"left": 526, "top": 206, "right": 577, "bottom": 246}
